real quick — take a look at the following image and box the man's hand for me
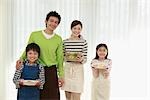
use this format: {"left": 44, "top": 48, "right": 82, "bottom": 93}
{"left": 16, "top": 59, "right": 23, "bottom": 70}
{"left": 58, "top": 78, "right": 64, "bottom": 87}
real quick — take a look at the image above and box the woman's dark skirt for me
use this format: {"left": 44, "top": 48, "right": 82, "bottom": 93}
{"left": 40, "top": 65, "right": 60, "bottom": 100}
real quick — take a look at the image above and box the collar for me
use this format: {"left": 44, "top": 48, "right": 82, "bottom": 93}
{"left": 24, "top": 59, "right": 40, "bottom": 66}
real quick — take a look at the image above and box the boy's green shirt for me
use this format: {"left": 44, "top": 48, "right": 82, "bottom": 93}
{"left": 20, "top": 30, "right": 64, "bottom": 77}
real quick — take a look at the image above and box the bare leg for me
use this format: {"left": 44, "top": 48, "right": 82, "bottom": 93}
{"left": 71, "top": 92, "right": 81, "bottom": 100}
{"left": 65, "top": 91, "right": 71, "bottom": 100}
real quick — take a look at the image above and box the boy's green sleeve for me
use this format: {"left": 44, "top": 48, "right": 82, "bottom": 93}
{"left": 20, "top": 33, "right": 34, "bottom": 60}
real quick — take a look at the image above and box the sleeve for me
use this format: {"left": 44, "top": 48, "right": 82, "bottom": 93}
{"left": 91, "top": 59, "right": 99, "bottom": 68}
{"left": 56, "top": 37, "right": 64, "bottom": 78}
{"left": 20, "top": 32, "right": 34, "bottom": 60}
{"left": 106, "top": 59, "right": 112, "bottom": 72}
{"left": 63, "top": 41, "right": 66, "bottom": 61}
{"left": 91, "top": 59, "right": 99, "bottom": 78}
{"left": 63, "top": 40, "right": 69, "bottom": 62}
{"left": 13, "top": 65, "right": 23, "bottom": 89}
{"left": 81, "top": 40, "right": 88, "bottom": 64}
{"left": 38, "top": 64, "right": 45, "bottom": 89}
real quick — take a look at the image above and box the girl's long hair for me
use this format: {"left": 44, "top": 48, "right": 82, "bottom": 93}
{"left": 94, "top": 43, "right": 108, "bottom": 59}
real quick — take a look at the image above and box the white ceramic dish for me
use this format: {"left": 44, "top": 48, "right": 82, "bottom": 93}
{"left": 23, "top": 80, "right": 39, "bottom": 86}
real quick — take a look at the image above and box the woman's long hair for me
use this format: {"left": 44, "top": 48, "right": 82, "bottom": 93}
{"left": 71, "top": 20, "right": 82, "bottom": 38}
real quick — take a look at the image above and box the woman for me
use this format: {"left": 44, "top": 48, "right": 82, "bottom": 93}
{"left": 62, "top": 20, "right": 88, "bottom": 100}
{"left": 16, "top": 11, "right": 64, "bottom": 100}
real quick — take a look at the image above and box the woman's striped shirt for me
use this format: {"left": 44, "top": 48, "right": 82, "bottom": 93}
{"left": 63, "top": 38, "right": 88, "bottom": 63}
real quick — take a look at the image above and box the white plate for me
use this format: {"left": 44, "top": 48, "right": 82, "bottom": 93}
{"left": 23, "top": 80, "right": 39, "bottom": 86}
{"left": 95, "top": 63, "right": 106, "bottom": 69}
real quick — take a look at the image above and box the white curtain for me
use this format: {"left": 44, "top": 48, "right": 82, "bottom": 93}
{"left": 0, "top": 0, "right": 150, "bottom": 100}
{"left": 0, "top": 0, "right": 14, "bottom": 99}
{"left": 79, "top": 0, "right": 150, "bottom": 100}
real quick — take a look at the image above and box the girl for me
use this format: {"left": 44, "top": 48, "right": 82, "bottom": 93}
{"left": 91, "top": 43, "right": 112, "bottom": 100}
{"left": 62, "top": 20, "right": 88, "bottom": 100}
{"left": 13, "top": 43, "right": 45, "bottom": 100}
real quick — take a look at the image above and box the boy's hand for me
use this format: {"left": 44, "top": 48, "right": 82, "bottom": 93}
{"left": 19, "top": 79, "right": 24, "bottom": 86}
{"left": 35, "top": 81, "right": 41, "bottom": 87}
{"left": 16, "top": 59, "right": 23, "bottom": 70}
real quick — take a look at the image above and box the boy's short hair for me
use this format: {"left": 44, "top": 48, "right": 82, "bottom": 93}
{"left": 26, "top": 43, "right": 40, "bottom": 57}
{"left": 46, "top": 11, "right": 61, "bottom": 24}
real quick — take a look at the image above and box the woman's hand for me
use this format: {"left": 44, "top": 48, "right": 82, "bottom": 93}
{"left": 16, "top": 59, "right": 23, "bottom": 70}
{"left": 76, "top": 53, "right": 83, "bottom": 63}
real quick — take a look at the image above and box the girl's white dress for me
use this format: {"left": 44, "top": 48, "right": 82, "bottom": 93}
{"left": 91, "top": 59, "right": 112, "bottom": 100}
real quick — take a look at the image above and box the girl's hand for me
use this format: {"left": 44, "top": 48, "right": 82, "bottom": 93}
{"left": 103, "top": 69, "right": 110, "bottom": 78}
{"left": 92, "top": 67, "right": 99, "bottom": 78}
{"left": 16, "top": 59, "right": 23, "bottom": 70}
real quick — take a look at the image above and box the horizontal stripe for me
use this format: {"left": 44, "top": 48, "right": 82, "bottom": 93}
{"left": 64, "top": 46, "right": 84, "bottom": 48}
{"left": 65, "top": 49, "right": 82, "bottom": 52}
{"left": 63, "top": 39, "right": 88, "bottom": 63}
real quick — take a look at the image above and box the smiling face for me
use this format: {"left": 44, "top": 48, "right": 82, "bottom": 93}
{"left": 45, "top": 16, "right": 59, "bottom": 32}
{"left": 97, "top": 46, "right": 108, "bottom": 60}
{"left": 71, "top": 24, "right": 82, "bottom": 38}
{"left": 27, "top": 50, "right": 39, "bottom": 64}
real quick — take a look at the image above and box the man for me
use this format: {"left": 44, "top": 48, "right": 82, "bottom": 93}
{"left": 16, "top": 11, "right": 64, "bottom": 100}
